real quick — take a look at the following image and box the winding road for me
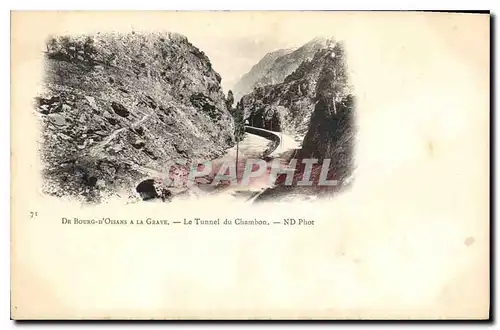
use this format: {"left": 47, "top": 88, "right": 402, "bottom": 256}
{"left": 243, "top": 126, "right": 300, "bottom": 158}
{"left": 187, "top": 126, "right": 300, "bottom": 202}
{"left": 132, "top": 125, "right": 301, "bottom": 202}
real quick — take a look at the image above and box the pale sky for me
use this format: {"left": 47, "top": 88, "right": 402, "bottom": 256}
{"left": 188, "top": 34, "right": 307, "bottom": 93}
{"left": 18, "top": 11, "right": 488, "bottom": 97}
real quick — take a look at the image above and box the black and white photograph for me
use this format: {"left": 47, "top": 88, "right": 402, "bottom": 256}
{"left": 37, "top": 31, "right": 356, "bottom": 204}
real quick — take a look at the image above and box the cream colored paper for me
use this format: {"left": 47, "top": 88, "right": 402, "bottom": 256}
{"left": 11, "top": 11, "right": 490, "bottom": 319}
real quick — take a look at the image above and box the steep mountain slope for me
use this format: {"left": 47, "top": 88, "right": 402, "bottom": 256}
{"left": 232, "top": 37, "right": 332, "bottom": 102}
{"left": 254, "top": 41, "right": 356, "bottom": 201}
{"left": 297, "top": 41, "right": 355, "bottom": 186}
{"left": 38, "top": 32, "right": 235, "bottom": 202}
{"left": 232, "top": 48, "right": 293, "bottom": 101}
{"left": 237, "top": 38, "right": 337, "bottom": 139}
{"left": 256, "top": 37, "right": 332, "bottom": 87}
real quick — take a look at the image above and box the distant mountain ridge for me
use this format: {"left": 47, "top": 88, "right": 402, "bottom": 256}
{"left": 232, "top": 48, "right": 294, "bottom": 101}
{"left": 232, "top": 37, "right": 333, "bottom": 101}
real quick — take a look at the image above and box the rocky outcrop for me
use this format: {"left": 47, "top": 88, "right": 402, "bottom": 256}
{"left": 38, "top": 32, "right": 235, "bottom": 202}
{"left": 237, "top": 38, "right": 337, "bottom": 140}
{"left": 254, "top": 41, "right": 356, "bottom": 201}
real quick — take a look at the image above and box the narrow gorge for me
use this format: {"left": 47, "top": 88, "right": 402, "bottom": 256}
{"left": 36, "top": 32, "right": 356, "bottom": 203}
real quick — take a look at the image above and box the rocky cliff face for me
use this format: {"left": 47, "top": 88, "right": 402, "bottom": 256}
{"left": 237, "top": 37, "right": 337, "bottom": 140}
{"left": 254, "top": 41, "right": 356, "bottom": 201}
{"left": 297, "top": 41, "right": 355, "bottom": 186}
{"left": 38, "top": 32, "right": 235, "bottom": 202}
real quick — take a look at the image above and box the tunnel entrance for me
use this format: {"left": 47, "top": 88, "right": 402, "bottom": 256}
{"left": 136, "top": 179, "right": 172, "bottom": 202}
{"left": 248, "top": 107, "right": 282, "bottom": 132}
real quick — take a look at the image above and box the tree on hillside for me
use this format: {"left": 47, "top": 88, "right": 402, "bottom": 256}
{"left": 234, "top": 101, "right": 245, "bottom": 142}
{"left": 233, "top": 100, "right": 246, "bottom": 178}
{"left": 226, "top": 90, "right": 234, "bottom": 110}
{"left": 46, "top": 37, "right": 58, "bottom": 54}
{"left": 83, "top": 36, "right": 97, "bottom": 62}
{"left": 315, "top": 43, "right": 349, "bottom": 115}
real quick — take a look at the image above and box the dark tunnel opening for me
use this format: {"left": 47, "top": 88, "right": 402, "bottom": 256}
{"left": 135, "top": 179, "right": 172, "bottom": 202}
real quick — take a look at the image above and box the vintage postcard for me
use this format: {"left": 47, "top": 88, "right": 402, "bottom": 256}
{"left": 10, "top": 11, "right": 490, "bottom": 319}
